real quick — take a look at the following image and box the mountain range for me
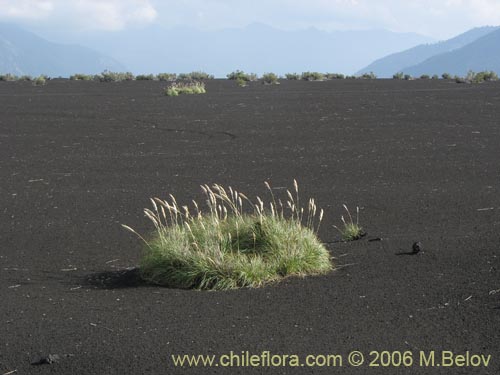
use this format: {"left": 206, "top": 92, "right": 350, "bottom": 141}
{"left": 357, "top": 26, "right": 500, "bottom": 77}
{"left": 0, "top": 23, "right": 124, "bottom": 76}
{"left": 1, "top": 23, "right": 433, "bottom": 77}
{"left": 2, "top": 22, "right": 499, "bottom": 78}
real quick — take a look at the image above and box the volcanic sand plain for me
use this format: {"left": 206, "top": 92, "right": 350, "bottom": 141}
{"left": 1, "top": 79, "right": 499, "bottom": 374}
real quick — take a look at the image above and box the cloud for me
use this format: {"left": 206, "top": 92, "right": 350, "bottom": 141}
{"left": 0, "top": 0, "right": 54, "bottom": 19}
{"left": 0, "top": 0, "right": 499, "bottom": 37}
{"left": 0, "top": 0, "right": 157, "bottom": 30}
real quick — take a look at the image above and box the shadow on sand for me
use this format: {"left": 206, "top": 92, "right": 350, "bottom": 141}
{"left": 84, "top": 268, "right": 147, "bottom": 289}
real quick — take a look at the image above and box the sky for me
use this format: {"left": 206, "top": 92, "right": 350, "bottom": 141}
{"left": 0, "top": 0, "right": 500, "bottom": 39}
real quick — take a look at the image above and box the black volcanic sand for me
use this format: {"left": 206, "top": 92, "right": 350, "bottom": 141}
{"left": 1, "top": 79, "right": 499, "bottom": 374}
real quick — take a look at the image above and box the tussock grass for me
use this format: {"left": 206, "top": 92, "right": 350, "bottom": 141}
{"left": 123, "top": 181, "right": 332, "bottom": 290}
{"left": 333, "top": 205, "right": 364, "bottom": 241}
{"left": 165, "top": 81, "right": 206, "bottom": 96}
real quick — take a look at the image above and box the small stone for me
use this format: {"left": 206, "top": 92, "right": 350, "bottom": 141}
{"left": 31, "top": 354, "right": 60, "bottom": 365}
{"left": 412, "top": 241, "right": 422, "bottom": 254}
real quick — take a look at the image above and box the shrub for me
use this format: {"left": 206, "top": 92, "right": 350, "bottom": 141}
{"left": 236, "top": 77, "right": 247, "bottom": 87}
{"left": 455, "top": 75, "right": 467, "bottom": 84}
{"left": 94, "top": 70, "right": 135, "bottom": 82}
{"left": 179, "top": 71, "right": 214, "bottom": 80}
{"left": 156, "top": 73, "right": 177, "bottom": 81}
{"left": 227, "top": 70, "right": 257, "bottom": 81}
{"left": 123, "top": 181, "right": 331, "bottom": 290}
{"left": 261, "top": 72, "right": 280, "bottom": 85}
{"left": 33, "top": 75, "right": 47, "bottom": 86}
{"left": 420, "top": 74, "right": 430, "bottom": 80}
{"left": 333, "top": 205, "right": 364, "bottom": 241}
{"left": 285, "top": 73, "right": 300, "bottom": 80}
{"left": 404, "top": 74, "right": 413, "bottom": 80}
{"left": 70, "top": 73, "right": 93, "bottom": 81}
{"left": 473, "top": 70, "right": 498, "bottom": 83}
{"left": 359, "top": 72, "right": 377, "bottom": 80}
{"left": 0, "top": 73, "right": 18, "bottom": 81}
{"left": 19, "top": 75, "right": 33, "bottom": 81}
{"left": 301, "top": 71, "right": 324, "bottom": 81}
{"left": 431, "top": 74, "right": 439, "bottom": 80}
{"left": 165, "top": 81, "right": 206, "bottom": 96}
{"left": 136, "top": 74, "right": 156, "bottom": 81}
{"left": 393, "top": 72, "right": 404, "bottom": 80}
{"left": 442, "top": 73, "right": 451, "bottom": 79}
{"left": 325, "top": 73, "right": 345, "bottom": 80}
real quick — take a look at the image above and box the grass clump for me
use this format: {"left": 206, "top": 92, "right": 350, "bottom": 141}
{"left": 165, "top": 81, "right": 206, "bottom": 96}
{"left": 70, "top": 73, "right": 93, "bottom": 81}
{"left": 359, "top": 72, "right": 377, "bottom": 80}
{"left": 325, "top": 73, "right": 345, "bottom": 80}
{"left": 393, "top": 72, "right": 404, "bottom": 80}
{"left": 157, "top": 73, "right": 177, "bottom": 81}
{"left": 94, "top": 70, "right": 134, "bottom": 82}
{"left": 285, "top": 73, "right": 300, "bottom": 80}
{"left": 261, "top": 72, "right": 280, "bottom": 85}
{"left": 179, "top": 71, "right": 214, "bottom": 80}
{"left": 333, "top": 205, "right": 364, "bottom": 241}
{"left": 123, "top": 181, "right": 332, "bottom": 290}
{"left": 442, "top": 73, "right": 451, "bottom": 80}
{"left": 0, "top": 73, "right": 18, "bottom": 81}
{"left": 420, "top": 74, "right": 430, "bottom": 80}
{"left": 301, "top": 71, "right": 324, "bottom": 81}
{"left": 136, "top": 74, "right": 156, "bottom": 80}
{"left": 32, "top": 75, "right": 48, "bottom": 86}
{"left": 227, "top": 70, "right": 258, "bottom": 82}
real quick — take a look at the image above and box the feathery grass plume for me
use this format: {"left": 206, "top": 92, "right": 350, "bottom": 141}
{"left": 333, "top": 205, "right": 364, "bottom": 241}
{"left": 122, "top": 181, "right": 332, "bottom": 290}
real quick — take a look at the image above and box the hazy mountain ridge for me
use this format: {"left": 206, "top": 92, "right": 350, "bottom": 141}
{"left": 403, "top": 28, "right": 500, "bottom": 76}
{"left": 357, "top": 26, "right": 499, "bottom": 77}
{"left": 0, "top": 23, "right": 125, "bottom": 76}
{"left": 29, "top": 23, "right": 434, "bottom": 77}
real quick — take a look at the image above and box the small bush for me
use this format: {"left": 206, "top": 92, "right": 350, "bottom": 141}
{"left": 70, "top": 74, "right": 93, "bottom": 81}
{"left": 301, "top": 71, "right": 324, "bottom": 81}
{"left": 359, "top": 72, "right": 377, "bottom": 80}
{"left": 442, "top": 73, "right": 451, "bottom": 79}
{"left": 0, "top": 74, "right": 18, "bottom": 81}
{"left": 236, "top": 77, "right": 247, "bottom": 87}
{"left": 261, "top": 72, "right": 280, "bottom": 85}
{"left": 404, "top": 74, "right": 413, "bottom": 81}
{"left": 156, "top": 73, "right": 177, "bottom": 81}
{"left": 333, "top": 205, "right": 364, "bottom": 241}
{"left": 431, "top": 74, "right": 439, "bottom": 80}
{"left": 136, "top": 74, "right": 156, "bottom": 81}
{"left": 94, "top": 70, "right": 135, "bottom": 82}
{"left": 285, "top": 73, "right": 300, "bottom": 80}
{"left": 227, "top": 70, "right": 257, "bottom": 82}
{"left": 420, "top": 74, "right": 430, "bottom": 80}
{"left": 325, "top": 73, "right": 345, "bottom": 80}
{"left": 179, "top": 71, "right": 214, "bottom": 80}
{"left": 473, "top": 70, "right": 498, "bottom": 83}
{"left": 123, "top": 181, "right": 331, "bottom": 290}
{"left": 393, "top": 72, "right": 404, "bottom": 80}
{"left": 19, "top": 75, "right": 33, "bottom": 81}
{"left": 33, "top": 75, "right": 47, "bottom": 86}
{"left": 165, "top": 81, "right": 206, "bottom": 96}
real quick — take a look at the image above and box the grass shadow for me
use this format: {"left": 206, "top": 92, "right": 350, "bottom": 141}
{"left": 84, "top": 268, "right": 148, "bottom": 289}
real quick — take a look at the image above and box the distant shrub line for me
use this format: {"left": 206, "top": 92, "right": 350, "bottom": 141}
{"left": 2, "top": 70, "right": 498, "bottom": 84}
{"left": 392, "top": 70, "right": 498, "bottom": 83}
